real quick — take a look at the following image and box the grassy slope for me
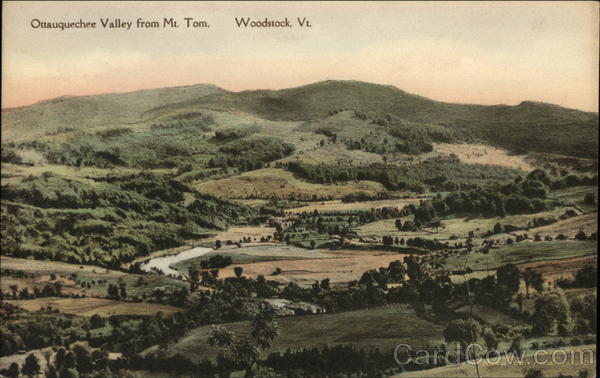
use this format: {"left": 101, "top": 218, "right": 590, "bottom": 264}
{"left": 1, "top": 84, "right": 223, "bottom": 142}
{"left": 441, "top": 241, "right": 597, "bottom": 272}
{"left": 145, "top": 305, "right": 445, "bottom": 362}
{"left": 194, "top": 167, "right": 385, "bottom": 200}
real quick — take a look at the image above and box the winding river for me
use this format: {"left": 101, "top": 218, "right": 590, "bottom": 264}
{"left": 140, "top": 246, "right": 213, "bottom": 278}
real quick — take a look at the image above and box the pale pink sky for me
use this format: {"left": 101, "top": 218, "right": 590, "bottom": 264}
{"left": 2, "top": 1, "right": 598, "bottom": 111}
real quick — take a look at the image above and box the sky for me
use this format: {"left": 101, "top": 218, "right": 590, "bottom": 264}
{"left": 2, "top": 1, "right": 598, "bottom": 111}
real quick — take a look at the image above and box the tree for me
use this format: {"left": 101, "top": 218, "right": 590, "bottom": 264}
{"left": 23, "top": 353, "right": 41, "bottom": 377}
{"left": 119, "top": 283, "right": 127, "bottom": 299}
{"left": 493, "top": 222, "right": 503, "bottom": 234}
{"left": 483, "top": 329, "right": 498, "bottom": 349}
{"left": 6, "top": 363, "right": 19, "bottom": 378}
{"left": 522, "top": 268, "right": 544, "bottom": 297}
{"left": 234, "top": 267, "right": 244, "bottom": 278}
{"left": 90, "top": 314, "right": 105, "bottom": 329}
{"left": 215, "top": 240, "right": 222, "bottom": 249}
{"left": 71, "top": 342, "right": 93, "bottom": 374}
{"left": 532, "top": 294, "right": 570, "bottom": 335}
{"left": 574, "top": 266, "right": 597, "bottom": 287}
{"left": 9, "top": 285, "right": 18, "bottom": 299}
{"left": 443, "top": 319, "right": 480, "bottom": 357}
{"left": 107, "top": 284, "right": 120, "bottom": 300}
{"left": 496, "top": 264, "right": 520, "bottom": 294}
{"left": 209, "top": 303, "right": 279, "bottom": 377}
{"left": 524, "top": 368, "right": 544, "bottom": 378}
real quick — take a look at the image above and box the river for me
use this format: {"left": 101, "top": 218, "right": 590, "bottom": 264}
{"left": 140, "top": 246, "right": 213, "bottom": 278}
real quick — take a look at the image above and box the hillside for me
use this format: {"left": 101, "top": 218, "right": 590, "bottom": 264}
{"left": 2, "top": 80, "right": 597, "bottom": 158}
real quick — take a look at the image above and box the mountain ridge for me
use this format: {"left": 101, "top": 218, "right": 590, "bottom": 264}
{"left": 2, "top": 80, "right": 597, "bottom": 158}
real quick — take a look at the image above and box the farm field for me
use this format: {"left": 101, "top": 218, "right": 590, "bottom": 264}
{"left": 440, "top": 240, "right": 597, "bottom": 272}
{"left": 194, "top": 168, "right": 385, "bottom": 200}
{"left": 355, "top": 207, "right": 575, "bottom": 241}
{"left": 145, "top": 305, "right": 445, "bottom": 363}
{"left": 215, "top": 249, "right": 409, "bottom": 285}
{"left": 519, "top": 255, "right": 597, "bottom": 283}
{"left": 5, "top": 297, "right": 181, "bottom": 317}
{"left": 433, "top": 143, "right": 534, "bottom": 171}
{"left": 204, "top": 225, "right": 277, "bottom": 244}
{"left": 513, "top": 212, "right": 597, "bottom": 239}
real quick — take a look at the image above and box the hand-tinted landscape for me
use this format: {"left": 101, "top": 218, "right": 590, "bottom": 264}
{"left": 1, "top": 80, "right": 597, "bottom": 377}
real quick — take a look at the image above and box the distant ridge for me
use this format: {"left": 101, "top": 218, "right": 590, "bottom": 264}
{"left": 2, "top": 80, "right": 597, "bottom": 158}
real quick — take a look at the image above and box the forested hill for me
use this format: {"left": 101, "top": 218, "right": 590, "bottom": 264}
{"left": 2, "top": 80, "right": 597, "bottom": 157}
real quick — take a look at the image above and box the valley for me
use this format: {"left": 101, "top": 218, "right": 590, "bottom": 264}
{"left": 1, "top": 80, "right": 597, "bottom": 378}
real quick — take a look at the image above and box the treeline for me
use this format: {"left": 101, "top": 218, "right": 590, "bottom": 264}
{"left": 405, "top": 170, "right": 570, "bottom": 224}
{"left": 342, "top": 191, "right": 392, "bottom": 203}
{"left": 556, "top": 266, "right": 597, "bottom": 289}
{"left": 265, "top": 344, "right": 394, "bottom": 377}
{"left": 208, "top": 136, "right": 295, "bottom": 172}
{"left": 214, "top": 124, "right": 261, "bottom": 140}
{"left": 285, "top": 156, "right": 520, "bottom": 192}
{"left": 1, "top": 173, "right": 256, "bottom": 268}
{"left": 0, "top": 303, "right": 90, "bottom": 357}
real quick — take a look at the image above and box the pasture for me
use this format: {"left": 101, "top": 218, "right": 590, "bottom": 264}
{"left": 440, "top": 241, "right": 597, "bottom": 272}
{"left": 355, "top": 207, "right": 574, "bottom": 242}
{"left": 5, "top": 297, "right": 181, "bottom": 317}
{"left": 215, "top": 249, "right": 408, "bottom": 285}
{"left": 145, "top": 305, "right": 445, "bottom": 363}
{"left": 433, "top": 143, "right": 533, "bottom": 171}
{"left": 194, "top": 168, "right": 385, "bottom": 200}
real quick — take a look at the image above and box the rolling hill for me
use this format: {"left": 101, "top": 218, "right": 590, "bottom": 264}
{"left": 2, "top": 80, "right": 597, "bottom": 157}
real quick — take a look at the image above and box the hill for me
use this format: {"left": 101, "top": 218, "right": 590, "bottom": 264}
{"left": 2, "top": 80, "right": 597, "bottom": 158}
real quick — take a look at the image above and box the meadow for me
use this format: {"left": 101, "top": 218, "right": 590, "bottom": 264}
{"left": 439, "top": 240, "right": 597, "bottom": 272}
{"left": 145, "top": 305, "right": 445, "bottom": 363}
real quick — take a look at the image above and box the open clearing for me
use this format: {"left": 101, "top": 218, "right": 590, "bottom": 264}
{"left": 216, "top": 250, "right": 409, "bottom": 285}
{"left": 145, "top": 305, "right": 444, "bottom": 363}
{"left": 204, "top": 225, "right": 277, "bottom": 244}
{"left": 433, "top": 143, "right": 533, "bottom": 171}
{"left": 279, "top": 142, "right": 384, "bottom": 166}
{"left": 394, "top": 345, "right": 596, "bottom": 378}
{"left": 5, "top": 297, "right": 181, "bottom": 316}
{"left": 194, "top": 168, "right": 384, "bottom": 200}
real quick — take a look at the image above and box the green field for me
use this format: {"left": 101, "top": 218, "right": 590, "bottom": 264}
{"left": 144, "top": 305, "right": 445, "bottom": 363}
{"left": 355, "top": 207, "right": 573, "bottom": 241}
{"left": 440, "top": 240, "right": 597, "bottom": 272}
